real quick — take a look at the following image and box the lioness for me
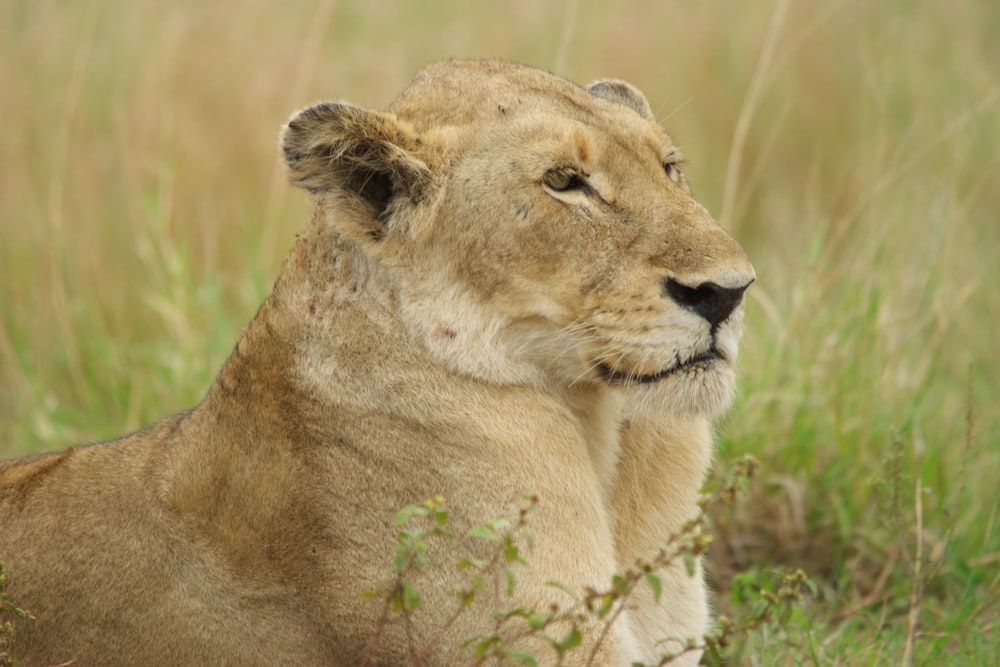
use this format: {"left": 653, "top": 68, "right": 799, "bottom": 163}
{"left": 0, "top": 60, "right": 753, "bottom": 666}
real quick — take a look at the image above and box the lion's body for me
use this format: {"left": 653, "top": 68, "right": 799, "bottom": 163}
{"left": 0, "top": 60, "right": 752, "bottom": 666}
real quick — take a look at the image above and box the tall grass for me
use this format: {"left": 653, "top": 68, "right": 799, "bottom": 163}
{"left": 2, "top": 0, "right": 997, "bottom": 662}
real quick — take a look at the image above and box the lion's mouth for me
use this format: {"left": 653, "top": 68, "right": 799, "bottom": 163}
{"left": 598, "top": 348, "right": 724, "bottom": 385}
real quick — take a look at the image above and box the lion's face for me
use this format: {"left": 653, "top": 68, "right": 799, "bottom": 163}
{"left": 283, "top": 60, "right": 754, "bottom": 415}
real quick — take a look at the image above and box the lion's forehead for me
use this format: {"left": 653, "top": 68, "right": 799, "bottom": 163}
{"left": 388, "top": 59, "right": 661, "bottom": 145}
{"left": 472, "top": 116, "right": 665, "bottom": 171}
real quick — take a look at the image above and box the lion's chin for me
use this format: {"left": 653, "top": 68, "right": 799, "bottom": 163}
{"left": 598, "top": 348, "right": 724, "bottom": 386}
{"left": 603, "top": 351, "right": 737, "bottom": 417}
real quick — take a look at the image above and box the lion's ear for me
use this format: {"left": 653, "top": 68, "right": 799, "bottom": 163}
{"left": 281, "top": 102, "right": 431, "bottom": 234}
{"left": 586, "top": 79, "right": 654, "bottom": 120}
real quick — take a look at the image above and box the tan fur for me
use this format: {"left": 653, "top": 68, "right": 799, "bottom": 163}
{"left": 0, "top": 60, "right": 753, "bottom": 666}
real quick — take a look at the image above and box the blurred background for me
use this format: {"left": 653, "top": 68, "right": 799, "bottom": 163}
{"left": 2, "top": 0, "right": 997, "bottom": 662}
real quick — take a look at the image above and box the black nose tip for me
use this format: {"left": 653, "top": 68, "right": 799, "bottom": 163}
{"left": 664, "top": 278, "right": 750, "bottom": 326}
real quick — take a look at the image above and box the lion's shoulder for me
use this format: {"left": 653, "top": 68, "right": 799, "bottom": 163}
{"left": 0, "top": 449, "right": 75, "bottom": 506}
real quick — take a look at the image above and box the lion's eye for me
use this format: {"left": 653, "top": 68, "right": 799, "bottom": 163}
{"left": 543, "top": 169, "right": 582, "bottom": 192}
{"left": 664, "top": 162, "right": 683, "bottom": 184}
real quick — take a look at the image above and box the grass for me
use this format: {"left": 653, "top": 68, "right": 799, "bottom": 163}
{"left": 2, "top": 0, "right": 998, "bottom": 663}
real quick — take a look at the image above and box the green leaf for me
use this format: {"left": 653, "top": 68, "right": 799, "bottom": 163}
{"left": 546, "top": 580, "right": 578, "bottom": 599}
{"left": 473, "top": 636, "right": 500, "bottom": 659}
{"left": 554, "top": 626, "right": 582, "bottom": 655}
{"left": 395, "top": 504, "right": 427, "bottom": 525}
{"left": 526, "top": 610, "right": 550, "bottom": 630}
{"left": 645, "top": 573, "right": 662, "bottom": 604}
{"left": 467, "top": 525, "right": 498, "bottom": 541}
{"left": 703, "top": 644, "right": 723, "bottom": 667}
{"left": 503, "top": 536, "right": 522, "bottom": 564}
{"left": 457, "top": 557, "right": 488, "bottom": 571}
{"left": 431, "top": 507, "right": 449, "bottom": 527}
{"left": 401, "top": 581, "right": 421, "bottom": 612}
{"left": 423, "top": 495, "right": 446, "bottom": 510}
{"left": 398, "top": 528, "right": 427, "bottom": 543}
{"left": 503, "top": 651, "right": 538, "bottom": 666}
{"left": 487, "top": 517, "right": 511, "bottom": 533}
{"left": 683, "top": 552, "right": 697, "bottom": 577}
{"left": 597, "top": 593, "right": 615, "bottom": 617}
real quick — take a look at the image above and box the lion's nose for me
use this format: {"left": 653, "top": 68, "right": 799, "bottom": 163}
{"left": 664, "top": 278, "right": 752, "bottom": 327}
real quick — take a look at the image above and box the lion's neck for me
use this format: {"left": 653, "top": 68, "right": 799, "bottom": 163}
{"left": 560, "top": 385, "right": 626, "bottom": 504}
{"left": 202, "top": 222, "right": 627, "bottom": 503}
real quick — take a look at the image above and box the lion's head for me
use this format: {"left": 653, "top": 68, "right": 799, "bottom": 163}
{"left": 282, "top": 59, "right": 753, "bottom": 416}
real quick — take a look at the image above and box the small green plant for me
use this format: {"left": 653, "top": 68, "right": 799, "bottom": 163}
{"left": 0, "top": 562, "right": 31, "bottom": 667}
{"left": 359, "top": 455, "right": 816, "bottom": 666}
{"left": 359, "top": 494, "right": 548, "bottom": 666}
{"left": 701, "top": 568, "right": 819, "bottom": 667}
